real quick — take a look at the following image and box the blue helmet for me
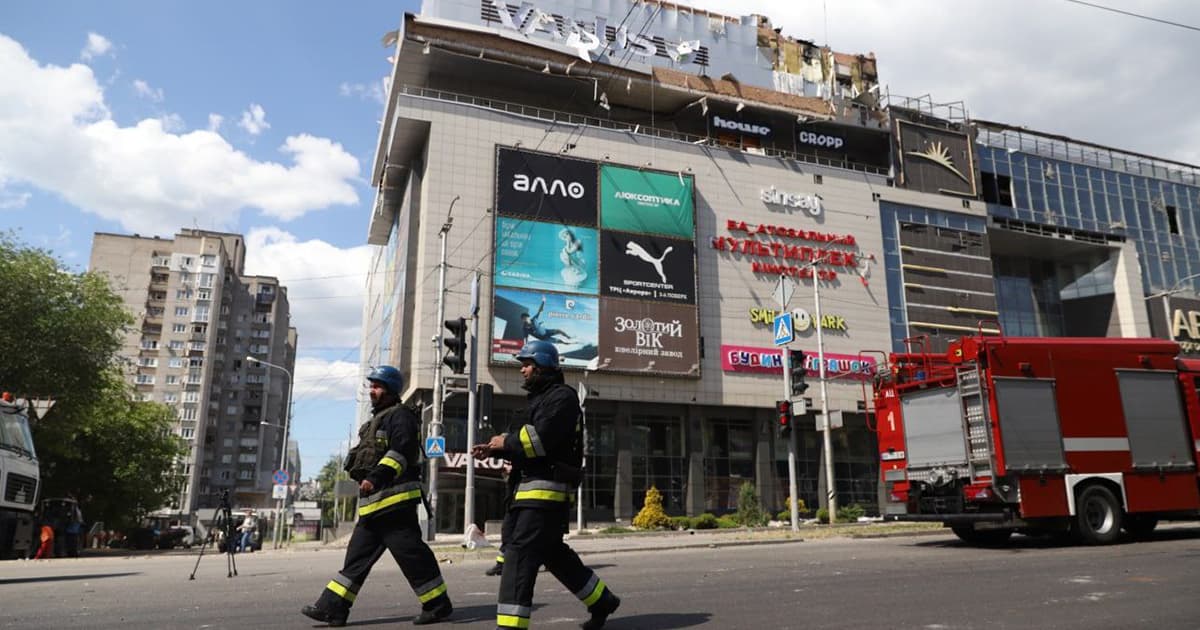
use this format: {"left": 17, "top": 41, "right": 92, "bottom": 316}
{"left": 366, "top": 365, "right": 404, "bottom": 394}
{"left": 515, "top": 340, "right": 560, "bottom": 369}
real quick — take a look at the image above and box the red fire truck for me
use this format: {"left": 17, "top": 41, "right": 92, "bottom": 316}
{"left": 871, "top": 334, "right": 1200, "bottom": 545}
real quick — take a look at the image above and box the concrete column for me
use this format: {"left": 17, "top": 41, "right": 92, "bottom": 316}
{"left": 613, "top": 402, "right": 633, "bottom": 522}
{"left": 754, "top": 408, "right": 777, "bottom": 513}
{"left": 685, "top": 405, "right": 706, "bottom": 517}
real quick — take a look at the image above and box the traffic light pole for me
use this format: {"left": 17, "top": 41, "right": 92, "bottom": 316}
{"left": 783, "top": 349, "right": 800, "bottom": 533}
{"left": 463, "top": 272, "right": 480, "bottom": 539}
{"left": 428, "top": 215, "right": 452, "bottom": 540}
{"left": 814, "top": 266, "right": 837, "bottom": 523}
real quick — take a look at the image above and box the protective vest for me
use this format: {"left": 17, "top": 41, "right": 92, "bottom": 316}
{"left": 347, "top": 402, "right": 425, "bottom": 519}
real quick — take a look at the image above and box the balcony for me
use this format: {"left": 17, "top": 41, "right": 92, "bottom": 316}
{"left": 256, "top": 292, "right": 275, "bottom": 305}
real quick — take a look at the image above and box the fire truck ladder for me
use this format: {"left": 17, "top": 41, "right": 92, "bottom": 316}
{"left": 957, "top": 365, "right": 994, "bottom": 481}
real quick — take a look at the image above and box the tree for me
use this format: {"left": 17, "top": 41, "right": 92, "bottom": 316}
{"left": 64, "top": 375, "right": 187, "bottom": 528}
{"left": 315, "top": 454, "right": 354, "bottom": 524}
{"left": 0, "top": 233, "right": 184, "bottom": 528}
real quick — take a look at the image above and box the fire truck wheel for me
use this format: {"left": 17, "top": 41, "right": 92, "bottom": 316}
{"left": 1073, "top": 484, "right": 1123, "bottom": 545}
{"left": 950, "top": 525, "right": 1013, "bottom": 546}
{"left": 1122, "top": 514, "right": 1158, "bottom": 539}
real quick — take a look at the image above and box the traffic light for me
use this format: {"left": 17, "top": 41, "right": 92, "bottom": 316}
{"left": 776, "top": 399, "right": 793, "bottom": 437}
{"left": 790, "top": 349, "right": 809, "bottom": 397}
{"left": 443, "top": 317, "right": 468, "bottom": 374}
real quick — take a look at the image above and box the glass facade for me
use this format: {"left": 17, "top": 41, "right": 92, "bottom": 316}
{"left": 977, "top": 144, "right": 1200, "bottom": 296}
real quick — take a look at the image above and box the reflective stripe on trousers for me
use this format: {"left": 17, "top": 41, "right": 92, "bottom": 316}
{"left": 497, "top": 603, "right": 532, "bottom": 629}
{"left": 324, "top": 572, "right": 361, "bottom": 603}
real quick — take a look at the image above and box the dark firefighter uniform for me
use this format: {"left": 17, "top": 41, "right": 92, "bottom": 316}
{"left": 305, "top": 392, "right": 452, "bottom": 626}
{"left": 492, "top": 343, "right": 620, "bottom": 630}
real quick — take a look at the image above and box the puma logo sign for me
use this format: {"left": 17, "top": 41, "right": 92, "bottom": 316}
{"left": 625, "top": 241, "right": 673, "bottom": 283}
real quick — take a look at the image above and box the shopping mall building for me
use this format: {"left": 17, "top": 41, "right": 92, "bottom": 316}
{"left": 360, "top": 0, "right": 1200, "bottom": 531}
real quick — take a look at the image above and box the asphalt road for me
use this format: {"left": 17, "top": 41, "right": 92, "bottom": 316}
{"left": 3, "top": 526, "right": 1200, "bottom": 629}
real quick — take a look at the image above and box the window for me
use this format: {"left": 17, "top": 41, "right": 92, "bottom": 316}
{"left": 169, "top": 340, "right": 184, "bottom": 350}
{"left": 223, "top": 438, "right": 234, "bottom": 447}
{"left": 180, "top": 427, "right": 195, "bottom": 439}
{"left": 176, "top": 289, "right": 192, "bottom": 300}
{"left": 238, "top": 470, "right": 254, "bottom": 480}
{"left": 259, "top": 285, "right": 274, "bottom": 294}
{"left": 221, "top": 455, "right": 232, "bottom": 464}
{"left": 135, "top": 374, "right": 155, "bottom": 384}
{"left": 168, "top": 358, "right": 184, "bottom": 368}
{"left": 180, "top": 408, "right": 198, "bottom": 421}
{"left": 1166, "top": 204, "right": 1180, "bottom": 235}
{"left": 188, "top": 357, "right": 204, "bottom": 367}
{"left": 201, "top": 254, "right": 216, "bottom": 267}
{"left": 183, "top": 392, "right": 199, "bottom": 403}
{"left": 165, "top": 375, "right": 179, "bottom": 385}
{"left": 175, "top": 306, "right": 189, "bottom": 317}
{"left": 226, "top": 406, "right": 239, "bottom": 415}
{"left": 140, "top": 339, "right": 159, "bottom": 350}
{"left": 164, "top": 393, "right": 178, "bottom": 403}
{"left": 199, "top": 273, "right": 215, "bottom": 288}
{"left": 197, "top": 289, "right": 211, "bottom": 301}
{"left": 172, "top": 323, "right": 187, "bottom": 333}
{"left": 194, "top": 306, "right": 210, "bottom": 321}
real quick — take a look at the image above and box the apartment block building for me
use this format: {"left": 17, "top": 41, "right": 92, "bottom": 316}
{"left": 90, "top": 228, "right": 298, "bottom": 517}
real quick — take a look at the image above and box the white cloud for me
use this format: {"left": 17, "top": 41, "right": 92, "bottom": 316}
{"left": 238, "top": 103, "right": 270, "bottom": 136}
{"left": 132, "top": 78, "right": 163, "bottom": 102}
{"left": 80, "top": 32, "right": 113, "bottom": 61}
{"left": 207, "top": 113, "right": 223, "bottom": 131}
{"left": 693, "top": 0, "right": 1200, "bottom": 164}
{"left": 0, "top": 177, "right": 30, "bottom": 209}
{"left": 0, "top": 35, "right": 360, "bottom": 235}
{"left": 293, "top": 357, "right": 363, "bottom": 401}
{"left": 339, "top": 81, "right": 386, "bottom": 105}
{"left": 243, "top": 226, "right": 372, "bottom": 349}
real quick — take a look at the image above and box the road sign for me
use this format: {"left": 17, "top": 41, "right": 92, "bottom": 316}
{"left": 425, "top": 436, "right": 446, "bottom": 458}
{"left": 272, "top": 484, "right": 287, "bottom": 499}
{"left": 772, "top": 275, "right": 795, "bottom": 309}
{"left": 272, "top": 469, "right": 289, "bottom": 485}
{"left": 774, "top": 312, "right": 795, "bottom": 346}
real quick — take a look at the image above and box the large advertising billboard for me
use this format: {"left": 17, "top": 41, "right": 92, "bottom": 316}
{"left": 599, "top": 230, "right": 695, "bottom": 304}
{"left": 600, "top": 165, "right": 694, "bottom": 238}
{"left": 492, "top": 288, "right": 599, "bottom": 369}
{"left": 496, "top": 147, "right": 598, "bottom": 226}
{"left": 495, "top": 218, "right": 599, "bottom": 295}
{"left": 599, "top": 299, "right": 700, "bottom": 374}
{"left": 492, "top": 147, "right": 699, "bottom": 377}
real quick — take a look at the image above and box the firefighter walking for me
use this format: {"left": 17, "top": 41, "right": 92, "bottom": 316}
{"left": 302, "top": 366, "right": 453, "bottom": 627}
{"left": 472, "top": 340, "right": 621, "bottom": 630}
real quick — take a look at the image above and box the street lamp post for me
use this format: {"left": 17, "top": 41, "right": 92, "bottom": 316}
{"left": 247, "top": 355, "right": 294, "bottom": 549}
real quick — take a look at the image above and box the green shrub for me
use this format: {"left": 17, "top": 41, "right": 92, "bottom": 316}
{"left": 692, "top": 513, "right": 719, "bottom": 529}
{"left": 716, "top": 515, "right": 740, "bottom": 529}
{"left": 668, "top": 516, "right": 691, "bottom": 530}
{"left": 815, "top": 507, "right": 830, "bottom": 523}
{"left": 837, "top": 503, "right": 866, "bottom": 522}
{"left": 599, "top": 526, "right": 633, "bottom": 534}
{"left": 735, "top": 482, "right": 768, "bottom": 527}
{"left": 632, "top": 486, "right": 673, "bottom": 530}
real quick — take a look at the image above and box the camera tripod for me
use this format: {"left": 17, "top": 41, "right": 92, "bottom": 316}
{"left": 189, "top": 490, "right": 239, "bottom": 579}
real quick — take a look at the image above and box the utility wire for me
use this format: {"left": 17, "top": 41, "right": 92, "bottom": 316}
{"left": 1062, "top": 0, "right": 1200, "bottom": 32}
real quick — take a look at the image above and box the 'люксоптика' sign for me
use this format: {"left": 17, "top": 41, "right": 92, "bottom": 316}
{"left": 600, "top": 165, "right": 694, "bottom": 238}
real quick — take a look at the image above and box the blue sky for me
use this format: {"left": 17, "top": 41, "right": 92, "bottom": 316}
{"left": 1, "top": 0, "right": 419, "bottom": 480}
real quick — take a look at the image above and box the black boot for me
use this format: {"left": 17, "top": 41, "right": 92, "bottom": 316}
{"left": 301, "top": 604, "right": 348, "bottom": 627}
{"left": 580, "top": 593, "right": 620, "bottom": 630}
{"left": 413, "top": 599, "right": 453, "bottom": 625}
{"left": 484, "top": 561, "right": 504, "bottom": 576}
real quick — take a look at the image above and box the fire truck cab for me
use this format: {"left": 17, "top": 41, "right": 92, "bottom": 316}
{"left": 872, "top": 334, "right": 1200, "bottom": 545}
